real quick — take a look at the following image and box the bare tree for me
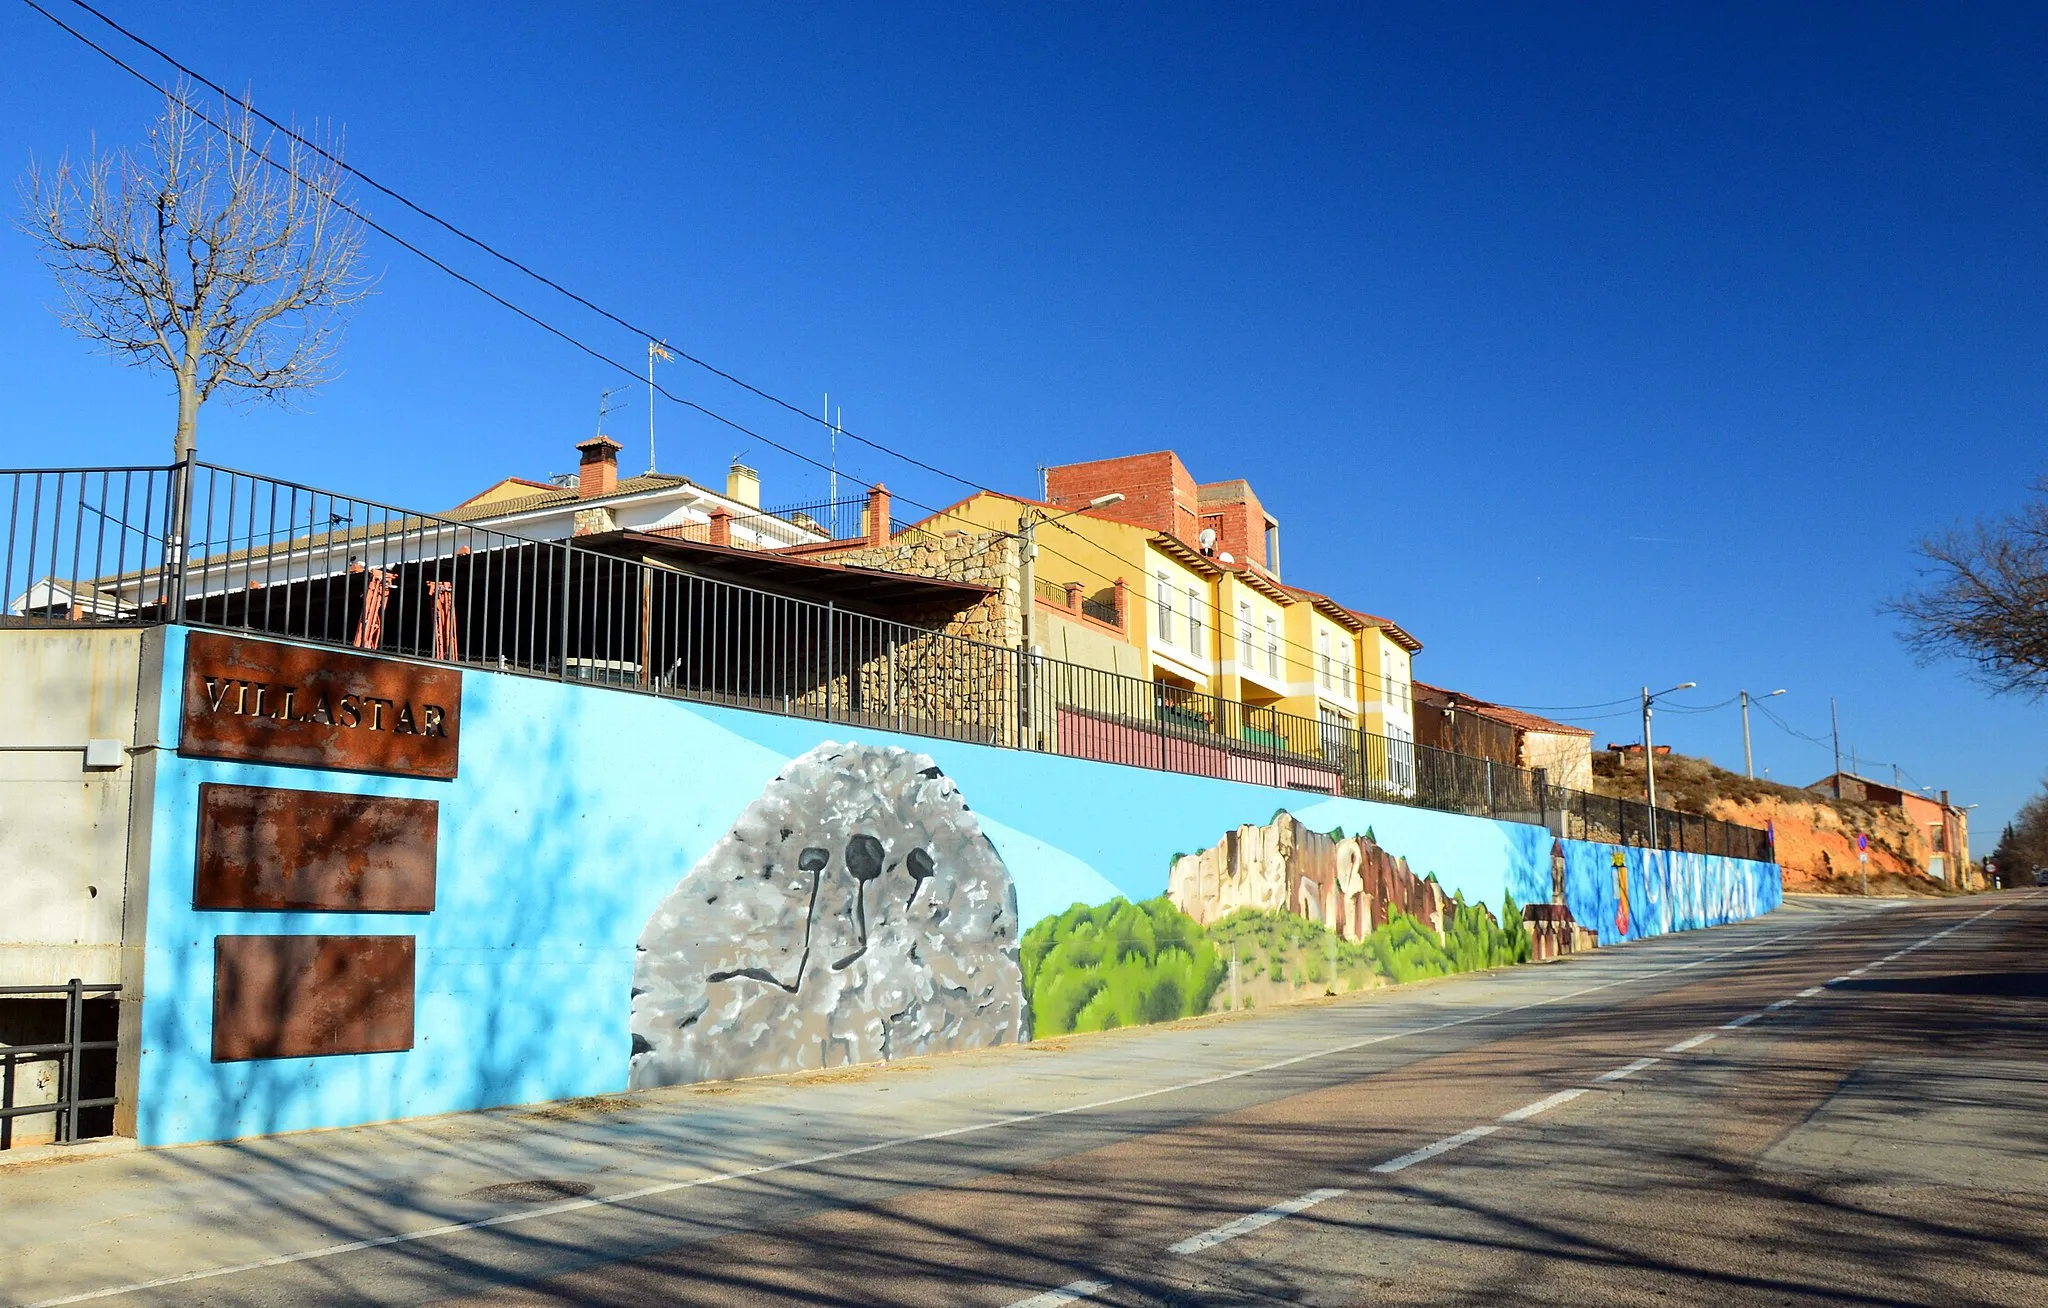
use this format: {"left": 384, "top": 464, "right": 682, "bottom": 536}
{"left": 1992, "top": 780, "right": 2048, "bottom": 879}
{"left": 18, "top": 83, "right": 370, "bottom": 463}
{"left": 1885, "top": 477, "right": 2048, "bottom": 698}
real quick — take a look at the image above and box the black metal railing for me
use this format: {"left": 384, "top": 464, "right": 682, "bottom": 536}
{"left": 3, "top": 466, "right": 180, "bottom": 624}
{"left": 1, "top": 980, "right": 119, "bottom": 1148}
{"left": 0, "top": 461, "right": 1773, "bottom": 862}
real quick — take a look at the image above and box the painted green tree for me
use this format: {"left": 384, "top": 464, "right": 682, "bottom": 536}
{"left": 1020, "top": 897, "right": 1226, "bottom": 1035}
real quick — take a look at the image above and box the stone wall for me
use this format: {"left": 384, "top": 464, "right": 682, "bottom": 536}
{"left": 794, "top": 531, "right": 1025, "bottom": 745}
{"left": 813, "top": 531, "right": 1023, "bottom": 651}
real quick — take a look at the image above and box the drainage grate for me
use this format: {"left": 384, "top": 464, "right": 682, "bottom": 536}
{"left": 465, "top": 1179, "right": 597, "bottom": 1204}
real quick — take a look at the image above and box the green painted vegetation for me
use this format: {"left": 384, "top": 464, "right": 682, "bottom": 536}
{"left": 1023, "top": 893, "right": 1534, "bottom": 1034}
{"left": 1020, "top": 897, "right": 1227, "bottom": 1035}
{"left": 1207, "top": 909, "right": 1378, "bottom": 993}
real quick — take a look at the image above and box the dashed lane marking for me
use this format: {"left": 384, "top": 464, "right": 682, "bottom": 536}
{"left": 1666, "top": 1032, "right": 1717, "bottom": 1053}
{"left": 1721, "top": 1013, "right": 1762, "bottom": 1029}
{"left": 1499, "top": 1088, "right": 1588, "bottom": 1122}
{"left": 1004, "top": 1279, "right": 1114, "bottom": 1307}
{"left": 1595, "top": 1057, "right": 1660, "bottom": 1082}
{"left": 1372, "top": 1124, "right": 1501, "bottom": 1174}
{"left": 1166, "top": 1187, "right": 1348, "bottom": 1255}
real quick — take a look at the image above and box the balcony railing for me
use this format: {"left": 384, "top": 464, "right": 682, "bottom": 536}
{"left": 1, "top": 461, "right": 1771, "bottom": 863}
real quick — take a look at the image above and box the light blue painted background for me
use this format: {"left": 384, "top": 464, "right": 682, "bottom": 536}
{"left": 137, "top": 628, "right": 1782, "bottom": 1145}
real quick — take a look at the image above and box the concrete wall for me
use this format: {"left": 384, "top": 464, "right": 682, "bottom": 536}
{"left": 131, "top": 628, "right": 1781, "bottom": 1147}
{"left": 0, "top": 626, "right": 157, "bottom": 1143}
{"left": 0, "top": 627, "right": 149, "bottom": 988}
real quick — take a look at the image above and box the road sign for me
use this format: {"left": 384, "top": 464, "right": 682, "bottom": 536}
{"left": 1857, "top": 833, "right": 1869, "bottom": 852}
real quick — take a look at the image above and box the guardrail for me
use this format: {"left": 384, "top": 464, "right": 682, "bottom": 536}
{"left": 0, "top": 980, "right": 119, "bottom": 1147}
{"left": 1, "top": 461, "right": 1773, "bottom": 862}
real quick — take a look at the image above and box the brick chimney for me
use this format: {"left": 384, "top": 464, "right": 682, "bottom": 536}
{"left": 575, "top": 436, "right": 622, "bottom": 499}
{"left": 865, "top": 484, "right": 891, "bottom": 546}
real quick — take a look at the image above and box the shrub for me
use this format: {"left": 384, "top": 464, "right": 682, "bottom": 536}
{"left": 1020, "top": 897, "right": 1226, "bottom": 1035}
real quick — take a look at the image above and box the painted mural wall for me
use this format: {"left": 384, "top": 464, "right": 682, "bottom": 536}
{"left": 136, "top": 629, "right": 1780, "bottom": 1145}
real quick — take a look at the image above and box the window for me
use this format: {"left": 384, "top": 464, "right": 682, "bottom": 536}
{"left": 1156, "top": 572, "right": 1172, "bottom": 642}
{"left": 1318, "top": 631, "right": 1331, "bottom": 689}
{"left": 1319, "top": 705, "right": 1351, "bottom": 764}
{"left": 1186, "top": 586, "right": 1202, "bottom": 651}
{"left": 1239, "top": 602, "right": 1253, "bottom": 666}
{"left": 1388, "top": 724, "right": 1415, "bottom": 790}
{"left": 1340, "top": 644, "right": 1353, "bottom": 698}
{"left": 1266, "top": 617, "right": 1280, "bottom": 677}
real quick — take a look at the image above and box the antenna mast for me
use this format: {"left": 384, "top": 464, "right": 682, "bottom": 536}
{"left": 646, "top": 341, "right": 672, "bottom": 473}
{"left": 824, "top": 392, "right": 840, "bottom": 536}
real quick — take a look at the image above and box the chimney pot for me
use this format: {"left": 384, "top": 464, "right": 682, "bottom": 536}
{"left": 575, "top": 436, "right": 622, "bottom": 500}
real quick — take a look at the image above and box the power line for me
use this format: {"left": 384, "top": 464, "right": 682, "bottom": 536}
{"left": 42, "top": 0, "right": 988, "bottom": 498}
{"left": 1491, "top": 696, "right": 1640, "bottom": 713}
{"left": 18, "top": 1, "right": 999, "bottom": 530}
{"left": 23, "top": 0, "right": 1433, "bottom": 694}
{"left": 22, "top": 0, "right": 1319, "bottom": 668}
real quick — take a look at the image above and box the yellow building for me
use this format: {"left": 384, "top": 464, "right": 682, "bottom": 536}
{"left": 904, "top": 452, "right": 1421, "bottom": 766}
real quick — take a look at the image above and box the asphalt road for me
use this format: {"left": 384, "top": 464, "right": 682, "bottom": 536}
{"left": 9, "top": 891, "right": 2045, "bottom": 1307}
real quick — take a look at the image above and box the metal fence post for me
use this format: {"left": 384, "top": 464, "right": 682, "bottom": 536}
{"left": 60, "top": 977, "right": 82, "bottom": 1144}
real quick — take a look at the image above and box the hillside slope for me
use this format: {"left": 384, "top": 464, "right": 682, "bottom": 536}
{"left": 1588, "top": 751, "right": 1964, "bottom": 896}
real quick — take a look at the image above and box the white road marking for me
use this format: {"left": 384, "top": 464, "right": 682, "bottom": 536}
{"left": 1721, "top": 1013, "right": 1761, "bottom": 1029}
{"left": 1767, "top": 999, "right": 1795, "bottom": 1010}
{"left": 1848, "top": 967, "right": 1869, "bottom": 977}
{"left": 1666, "top": 1032, "right": 1717, "bottom": 1053}
{"left": 24, "top": 910, "right": 1931, "bottom": 1308}
{"left": 1826, "top": 976, "right": 1854, "bottom": 986}
{"left": 1372, "top": 1124, "right": 1501, "bottom": 1174}
{"left": 1797, "top": 986, "right": 1824, "bottom": 997}
{"left": 1006, "top": 1279, "right": 1113, "bottom": 1307}
{"left": 1499, "top": 1088, "right": 1588, "bottom": 1122}
{"left": 1594, "top": 1057, "right": 1660, "bottom": 1082}
{"left": 1166, "top": 1187, "right": 1347, "bottom": 1255}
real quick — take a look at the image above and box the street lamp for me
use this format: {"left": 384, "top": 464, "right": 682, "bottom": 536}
{"left": 1642, "top": 681, "right": 1696, "bottom": 847}
{"left": 1018, "top": 492, "right": 1124, "bottom": 652}
{"left": 1017, "top": 493, "right": 1124, "bottom": 749}
{"left": 1739, "top": 688, "right": 1786, "bottom": 779}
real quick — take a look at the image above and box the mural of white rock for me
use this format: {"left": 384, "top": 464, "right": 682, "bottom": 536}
{"left": 629, "top": 742, "right": 1030, "bottom": 1088}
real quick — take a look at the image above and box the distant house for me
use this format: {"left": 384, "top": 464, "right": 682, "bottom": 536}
{"left": 1414, "top": 684, "right": 1595, "bottom": 789}
{"left": 1806, "top": 772, "right": 1972, "bottom": 882}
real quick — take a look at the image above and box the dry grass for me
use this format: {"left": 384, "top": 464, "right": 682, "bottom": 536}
{"left": 1590, "top": 750, "right": 1882, "bottom": 821}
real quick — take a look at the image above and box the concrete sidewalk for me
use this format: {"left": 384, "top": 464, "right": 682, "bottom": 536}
{"left": 0, "top": 898, "right": 1875, "bottom": 1308}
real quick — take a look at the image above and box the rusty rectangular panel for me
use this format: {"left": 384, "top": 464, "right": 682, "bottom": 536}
{"left": 195, "top": 783, "right": 438, "bottom": 913}
{"left": 179, "top": 631, "right": 461, "bottom": 778}
{"left": 212, "top": 935, "right": 415, "bottom": 1061}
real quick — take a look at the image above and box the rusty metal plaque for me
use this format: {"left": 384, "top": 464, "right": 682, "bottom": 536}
{"left": 180, "top": 632, "right": 461, "bottom": 778}
{"left": 195, "top": 783, "right": 438, "bottom": 913}
{"left": 212, "top": 935, "right": 416, "bottom": 1061}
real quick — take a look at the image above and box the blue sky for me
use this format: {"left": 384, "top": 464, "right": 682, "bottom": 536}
{"left": 3, "top": 2, "right": 2044, "bottom": 841}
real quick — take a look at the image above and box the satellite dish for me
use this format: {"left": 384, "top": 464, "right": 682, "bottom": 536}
{"left": 1198, "top": 528, "right": 1217, "bottom": 554}
{"left": 1218, "top": 551, "right": 1235, "bottom": 565}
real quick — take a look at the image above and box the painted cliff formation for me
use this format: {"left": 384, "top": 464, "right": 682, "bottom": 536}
{"left": 629, "top": 742, "right": 1030, "bottom": 1089}
{"left": 1167, "top": 812, "right": 1463, "bottom": 941}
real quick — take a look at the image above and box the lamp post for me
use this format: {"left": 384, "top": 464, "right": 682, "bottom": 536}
{"left": 1017, "top": 493, "right": 1123, "bottom": 747}
{"left": 1641, "top": 681, "right": 1697, "bottom": 847}
{"left": 1739, "top": 688, "right": 1785, "bottom": 779}
{"left": 1018, "top": 492, "right": 1124, "bottom": 653}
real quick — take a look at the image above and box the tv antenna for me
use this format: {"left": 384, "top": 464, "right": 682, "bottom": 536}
{"left": 596, "top": 386, "right": 630, "bottom": 436}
